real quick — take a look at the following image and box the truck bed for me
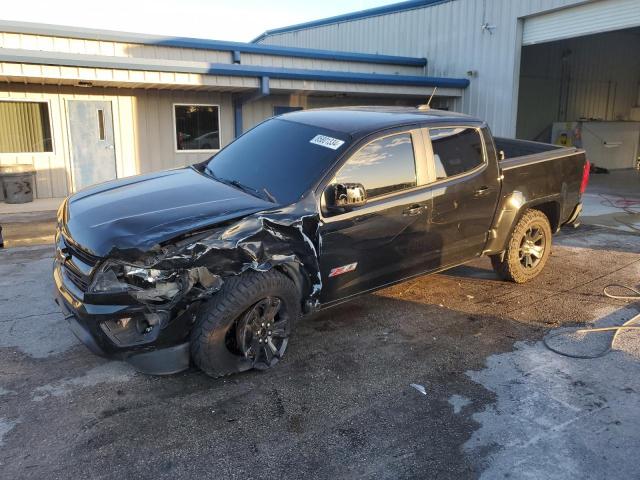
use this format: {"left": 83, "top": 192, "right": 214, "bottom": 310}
{"left": 494, "top": 137, "right": 562, "bottom": 157}
{"left": 494, "top": 136, "right": 586, "bottom": 230}
{"left": 494, "top": 137, "right": 580, "bottom": 168}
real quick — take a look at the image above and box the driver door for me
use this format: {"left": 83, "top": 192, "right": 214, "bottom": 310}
{"left": 318, "top": 129, "right": 434, "bottom": 305}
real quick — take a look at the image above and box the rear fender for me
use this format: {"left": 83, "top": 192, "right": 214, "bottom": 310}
{"left": 483, "top": 191, "right": 561, "bottom": 256}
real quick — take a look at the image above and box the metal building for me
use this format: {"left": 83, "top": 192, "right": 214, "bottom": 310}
{"left": 255, "top": 0, "right": 640, "bottom": 171}
{"left": 0, "top": 20, "right": 468, "bottom": 199}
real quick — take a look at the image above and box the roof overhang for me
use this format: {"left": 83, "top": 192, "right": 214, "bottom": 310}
{"left": 0, "top": 19, "right": 427, "bottom": 67}
{"left": 0, "top": 49, "right": 468, "bottom": 95}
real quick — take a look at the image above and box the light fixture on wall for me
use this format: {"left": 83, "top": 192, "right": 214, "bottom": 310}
{"left": 480, "top": 0, "right": 496, "bottom": 34}
{"left": 481, "top": 23, "right": 496, "bottom": 35}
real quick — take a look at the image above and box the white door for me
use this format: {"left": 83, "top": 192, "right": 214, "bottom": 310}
{"left": 67, "top": 100, "right": 117, "bottom": 191}
{"left": 523, "top": 0, "right": 640, "bottom": 46}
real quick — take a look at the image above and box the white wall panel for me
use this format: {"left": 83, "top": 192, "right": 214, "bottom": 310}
{"left": 523, "top": 0, "right": 640, "bottom": 45}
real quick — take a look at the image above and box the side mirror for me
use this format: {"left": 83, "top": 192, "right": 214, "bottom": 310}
{"left": 325, "top": 183, "right": 367, "bottom": 211}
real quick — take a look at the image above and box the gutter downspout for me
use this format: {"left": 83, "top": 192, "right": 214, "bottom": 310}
{"left": 233, "top": 76, "right": 270, "bottom": 138}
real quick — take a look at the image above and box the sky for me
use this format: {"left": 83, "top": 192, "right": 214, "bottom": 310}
{"left": 1, "top": 0, "right": 395, "bottom": 42}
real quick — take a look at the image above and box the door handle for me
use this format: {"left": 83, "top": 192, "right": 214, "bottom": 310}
{"left": 402, "top": 204, "right": 424, "bottom": 216}
{"left": 474, "top": 186, "right": 491, "bottom": 197}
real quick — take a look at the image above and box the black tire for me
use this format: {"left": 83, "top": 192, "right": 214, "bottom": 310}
{"left": 190, "top": 269, "right": 300, "bottom": 378}
{"left": 490, "top": 208, "right": 552, "bottom": 284}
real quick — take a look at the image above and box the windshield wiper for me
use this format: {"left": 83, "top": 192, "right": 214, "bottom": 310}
{"left": 262, "top": 188, "right": 277, "bottom": 204}
{"left": 204, "top": 167, "right": 277, "bottom": 203}
{"left": 228, "top": 179, "right": 278, "bottom": 204}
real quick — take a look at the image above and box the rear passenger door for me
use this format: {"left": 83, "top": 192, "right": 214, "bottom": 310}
{"left": 318, "top": 129, "right": 433, "bottom": 304}
{"left": 425, "top": 126, "right": 500, "bottom": 267}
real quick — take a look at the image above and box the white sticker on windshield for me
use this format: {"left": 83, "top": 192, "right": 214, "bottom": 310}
{"left": 310, "top": 134, "right": 345, "bottom": 150}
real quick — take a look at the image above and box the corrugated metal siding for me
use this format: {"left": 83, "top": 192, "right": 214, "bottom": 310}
{"left": 268, "top": 78, "right": 460, "bottom": 97}
{"left": 0, "top": 32, "right": 423, "bottom": 76}
{"left": 523, "top": 0, "right": 640, "bottom": 45}
{"left": 0, "top": 60, "right": 259, "bottom": 91}
{"left": 259, "top": 0, "right": 589, "bottom": 136}
{"left": 239, "top": 53, "right": 421, "bottom": 75}
{"left": 0, "top": 84, "right": 234, "bottom": 198}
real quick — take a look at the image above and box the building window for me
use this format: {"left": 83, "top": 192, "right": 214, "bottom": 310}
{"left": 174, "top": 104, "right": 220, "bottom": 151}
{"left": 0, "top": 101, "right": 53, "bottom": 153}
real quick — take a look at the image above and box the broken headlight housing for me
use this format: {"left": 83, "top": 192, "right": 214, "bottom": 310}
{"left": 89, "top": 262, "right": 183, "bottom": 303}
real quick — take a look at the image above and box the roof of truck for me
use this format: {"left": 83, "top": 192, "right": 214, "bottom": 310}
{"left": 279, "top": 106, "right": 484, "bottom": 137}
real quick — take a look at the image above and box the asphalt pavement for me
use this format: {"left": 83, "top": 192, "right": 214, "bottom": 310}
{"left": 0, "top": 225, "right": 639, "bottom": 479}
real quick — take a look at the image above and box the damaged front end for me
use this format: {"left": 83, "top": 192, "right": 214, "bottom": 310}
{"left": 53, "top": 195, "right": 322, "bottom": 375}
{"left": 87, "top": 261, "right": 223, "bottom": 306}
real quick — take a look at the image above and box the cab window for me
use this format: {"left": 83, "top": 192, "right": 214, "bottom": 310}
{"left": 333, "top": 133, "right": 417, "bottom": 199}
{"left": 429, "top": 127, "right": 485, "bottom": 180}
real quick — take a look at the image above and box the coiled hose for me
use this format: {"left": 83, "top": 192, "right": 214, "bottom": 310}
{"left": 543, "top": 284, "right": 640, "bottom": 359}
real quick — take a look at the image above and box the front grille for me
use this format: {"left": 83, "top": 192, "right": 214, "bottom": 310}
{"left": 56, "top": 233, "right": 101, "bottom": 294}
{"left": 64, "top": 238, "right": 100, "bottom": 266}
{"left": 64, "top": 265, "right": 90, "bottom": 292}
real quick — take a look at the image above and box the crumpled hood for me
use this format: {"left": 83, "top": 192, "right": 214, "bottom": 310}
{"left": 63, "top": 167, "right": 272, "bottom": 258}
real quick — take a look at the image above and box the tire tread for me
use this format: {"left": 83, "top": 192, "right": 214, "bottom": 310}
{"left": 190, "top": 269, "right": 300, "bottom": 378}
{"left": 490, "top": 209, "right": 552, "bottom": 284}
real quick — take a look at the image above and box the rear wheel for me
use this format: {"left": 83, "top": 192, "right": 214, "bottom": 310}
{"left": 490, "top": 208, "right": 552, "bottom": 283}
{"left": 190, "top": 269, "right": 300, "bottom": 378}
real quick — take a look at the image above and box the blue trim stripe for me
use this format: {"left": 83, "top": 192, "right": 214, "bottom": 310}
{"left": 0, "top": 49, "right": 468, "bottom": 88}
{"left": 252, "top": 0, "right": 451, "bottom": 42}
{"left": 211, "top": 64, "right": 469, "bottom": 88}
{"left": 0, "top": 20, "right": 426, "bottom": 67}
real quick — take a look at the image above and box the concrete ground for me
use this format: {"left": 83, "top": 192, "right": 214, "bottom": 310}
{"left": 0, "top": 198, "right": 64, "bottom": 216}
{"left": 0, "top": 198, "right": 62, "bottom": 248}
{"left": 0, "top": 225, "right": 639, "bottom": 480}
{"left": 581, "top": 169, "right": 640, "bottom": 233}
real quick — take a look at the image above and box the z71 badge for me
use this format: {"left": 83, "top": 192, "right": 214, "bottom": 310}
{"left": 328, "top": 262, "right": 358, "bottom": 278}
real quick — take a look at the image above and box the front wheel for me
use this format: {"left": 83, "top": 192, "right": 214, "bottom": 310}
{"left": 490, "top": 208, "right": 552, "bottom": 283}
{"left": 190, "top": 269, "right": 300, "bottom": 378}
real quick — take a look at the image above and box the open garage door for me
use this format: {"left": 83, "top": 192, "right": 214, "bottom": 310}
{"left": 516, "top": 28, "right": 640, "bottom": 169}
{"left": 523, "top": 0, "right": 640, "bottom": 46}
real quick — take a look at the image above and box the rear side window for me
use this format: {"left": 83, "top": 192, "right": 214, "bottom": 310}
{"left": 429, "top": 127, "right": 485, "bottom": 180}
{"left": 333, "top": 133, "right": 417, "bottom": 198}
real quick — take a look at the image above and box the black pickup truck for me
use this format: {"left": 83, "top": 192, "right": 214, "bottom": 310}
{"left": 53, "top": 107, "right": 589, "bottom": 376}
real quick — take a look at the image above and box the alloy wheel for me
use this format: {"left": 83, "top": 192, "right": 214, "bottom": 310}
{"left": 518, "top": 225, "right": 546, "bottom": 269}
{"left": 235, "top": 296, "right": 289, "bottom": 368}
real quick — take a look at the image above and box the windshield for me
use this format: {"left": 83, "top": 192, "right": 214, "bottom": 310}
{"left": 204, "top": 118, "right": 349, "bottom": 205}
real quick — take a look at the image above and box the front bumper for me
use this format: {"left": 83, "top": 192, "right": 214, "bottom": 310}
{"left": 53, "top": 260, "right": 194, "bottom": 375}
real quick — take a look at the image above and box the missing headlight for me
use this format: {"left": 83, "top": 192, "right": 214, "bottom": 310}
{"left": 88, "top": 262, "right": 223, "bottom": 305}
{"left": 89, "top": 262, "right": 183, "bottom": 302}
